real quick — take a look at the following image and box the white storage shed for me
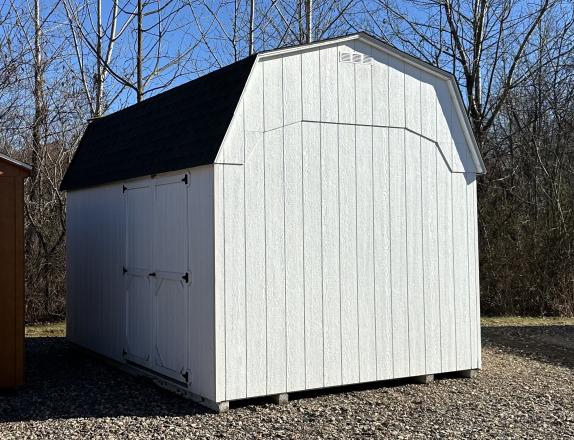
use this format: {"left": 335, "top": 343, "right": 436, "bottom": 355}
{"left": 61, "top": 33, "right": 485, "bottom": 412}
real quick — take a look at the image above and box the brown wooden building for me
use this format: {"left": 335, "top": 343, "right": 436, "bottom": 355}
{"left": 0, "top": 153, "right": 31, "bottom": 388}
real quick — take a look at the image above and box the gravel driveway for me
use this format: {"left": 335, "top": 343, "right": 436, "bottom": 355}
{"left": 1, "top": 322, "right": 573, "bottom": 439}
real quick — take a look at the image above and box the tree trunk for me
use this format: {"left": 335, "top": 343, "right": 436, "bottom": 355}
{"left": 95, "top": 0, "right": 104, "bottom": 116}
{"left": 305, "top": 0, "right": 312, "bottom": 43}
{"left": 249, "top": 0, "right": 255, "bottom": 55}
{"left": 137, "top": 0, "right": 143, "bottom": 102}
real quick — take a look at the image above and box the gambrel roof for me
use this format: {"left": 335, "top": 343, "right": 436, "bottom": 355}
{"left": 60, "top": 55, "right": 256, "bottom": 191}
{"left": 61, "top": 33, "right": 484, "bottom": 191}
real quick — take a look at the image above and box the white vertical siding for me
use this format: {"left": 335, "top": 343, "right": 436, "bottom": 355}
{"left": 389, "top": 128, "right": 409, "bottom": 378}
{"left": 302, "top": 122, "right": 324, "bottom": 389}
{"left": 321, "top": 123, "right": 341, "bottom": 387}
{"left": 223, "top": 164, "right": 246, "bottom": 400}
{"left": 264, "top": 128, "right": 287, "bottom": 395}
{"left": 214, "top": 165, "right": 226, "bottom": 402}
{"left": 356, "top": 125, "right": 376, "bottom": 382}
{"left": 204, "top": 40, "right": 483, "bottom": 401}
{"left": 421, "top": 140, "right": 442, "bottom": 374}
{"left": 338, "top": 124, "right": 360, "bottom": 384}
{"left": 388, "top": 57, "right": 405, "bottom": 128}
{"left": 405, "top": 131, "right": 425, "bottom": 376}
{"left": 354, "top": 41, "right": 373, "bottom": 126}
{"left": 468, "top": 175, "right": 478, "bottom": 369}
{"left": 405, "top": 65, "right": 421, "bottom": 133}
{"left": 263, "top": 58, "right": 284, "bottom": 131}
{"left": 373, "top": 127, "right": 393, "bottom": 380}
{"left": 187, "top": 165, "right": 216, "bottom": 400}
{"left": 66, "top": 186, "right": 124, "bottom": 359}
{"left": 244, "top": 135, "right": 267, "bottom": 397}
{"left": 284, "top": 123, "right": 305, "bottom": 391}
{"left": 243, "top": 61, "right": 267, "bottom": 397}
{"left": 320, "top": 46, "right": 338, "bottom": 123}
{"left": 283, "top": 54, "right": 302, "bottom": 125}
{"left": 338, "top": 43, "right": 355, "bottom": 124}
{"left": 302, "top": 51, "right": 320, "bottom": 121}
{"left": 452, "top": 171, "right": 472, "bottom": 371}
{"left": 67, "top": 166, "right": 218, "bottom": 401}
{"left": 372, "top": 50, "right": 389, "bottom": 127}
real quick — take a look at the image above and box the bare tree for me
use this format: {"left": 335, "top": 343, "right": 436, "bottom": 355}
{"left": 63, "top": 0, "right": 130, "bottom": 116}
{"left": 368, "top": 0, "right": 572, "bottom": 145}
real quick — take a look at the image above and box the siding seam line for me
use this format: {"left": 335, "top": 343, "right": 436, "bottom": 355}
{"left": 403, "top": 76, "right": 411, "bottom": 377}
{"left": 222, "top": 166, "right": 227, "bottom": 400}
{"left": 435, "top": 139, "right": 443, "bottom": 372}
{"left": 300, "top": 54, "right": 307, "bottom": 389}
{"left": 466, "top": 175, "right": 472, "bottom": 369}
{"left": 451, "top": 159, "right": 457, "bottom": 371}
{"left": 243, "top": 101, "right": 248, "bottom": 397}
{"left": 419, "top": 90, "right": 427, "bottom": 375}
{"left": 370, "top": 49, "right": 378, "bottom": 380}
{"left": 336, "top": 46, "right": 342, "bottom": 386}
{"left": 262, "top": 61, "right": 269, "bottom": 394}
{"left": 353, "top": 47, "right": 361, "bottom": 383}
{"left": 301, "top": 122, "right": 307, "bottom": 389}
{"left": 281, "top": 57, "right": 287, "bottom": 392}
{"left": 319, "top": 49, "right": 325, "bottom": 388}
{"left": 354, "top": 125, "right": 360, "bottom": 382}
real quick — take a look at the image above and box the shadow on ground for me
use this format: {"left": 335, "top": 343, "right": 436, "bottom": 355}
{"left": 0, "top": 337, "right": 211, "bottom": 423}
{"left": 482, "top": 325, "right": 574, "bottom": 370}
{"left": 2, "top": 324, "right": 573, "bottom": 423}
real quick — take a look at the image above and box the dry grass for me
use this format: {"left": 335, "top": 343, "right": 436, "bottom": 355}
{"left": 23, "top": 317, "right": 574, "bottom": 338}
{"left": 25, "top": 321, "right": 66, "bottom": 338}
{"left": 481, "top": 316, "right": 574, "bottom": 327}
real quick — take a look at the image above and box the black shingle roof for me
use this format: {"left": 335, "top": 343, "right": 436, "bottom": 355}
{"left": 60, "top": 55, "right": 257, "bottom": 191}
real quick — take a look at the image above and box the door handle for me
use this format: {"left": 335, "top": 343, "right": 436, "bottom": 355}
{"left": 149, "top": 272, "right": 156, "bottom": 277}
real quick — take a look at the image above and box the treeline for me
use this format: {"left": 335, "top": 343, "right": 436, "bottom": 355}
{"left": 0, "top": 0, "right": 573, "bottom": 321}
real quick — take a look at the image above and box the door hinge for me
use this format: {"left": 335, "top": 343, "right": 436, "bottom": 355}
{"left": 182, "top": 272, "right": 190, "bottom": 283}
{"left": 149, "top": 272, "right": 156, "bottom": 277}
{"left": 182, "top": 371, "right": 191, "bottom": 383}
{"left": 122, "top": 348, "right": 127, "bottom": 356}
{"left": 123, "top": 266, "right": 128, "bottom": 274}
{"left": 182, "top": 174, "right": 188, "bottom": 185}
{"left": 122, "top": 185, "right": 127, "bottom": 193}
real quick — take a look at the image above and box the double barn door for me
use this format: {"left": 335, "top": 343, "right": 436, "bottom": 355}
{"left": 123, "top": 173, "right": 190, "bottom": 383}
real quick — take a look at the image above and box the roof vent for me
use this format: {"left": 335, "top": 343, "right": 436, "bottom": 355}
{"left": 339, "top": 51, "right": 372, "bottom": 65}
{"left": 339, "top": 52, "right": 353, "bottom": 63}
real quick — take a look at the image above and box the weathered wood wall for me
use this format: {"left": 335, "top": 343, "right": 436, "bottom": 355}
{"left": 0, "top": 160, "right": 29, "bottom": 388}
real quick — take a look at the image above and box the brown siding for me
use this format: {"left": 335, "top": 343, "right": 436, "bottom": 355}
{"left": 0, "top": 159, "right": 29, "bottom": 388}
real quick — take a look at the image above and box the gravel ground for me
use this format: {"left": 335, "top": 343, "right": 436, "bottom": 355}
{"left": 1, "top": 323, "right": 573, "bottom": 439}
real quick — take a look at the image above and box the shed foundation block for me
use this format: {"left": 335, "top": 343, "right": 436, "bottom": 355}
{"left": 212, "top": 401, "right": 230, "bottom": 413}
{"left": 414, "top": 374, "right": 434, "bottom": 384}
{"left": 271, "top": 393, "right": 289, "bottom": 405}
{"left": 458, "top": 369, "right": 479, "bottom": 379}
